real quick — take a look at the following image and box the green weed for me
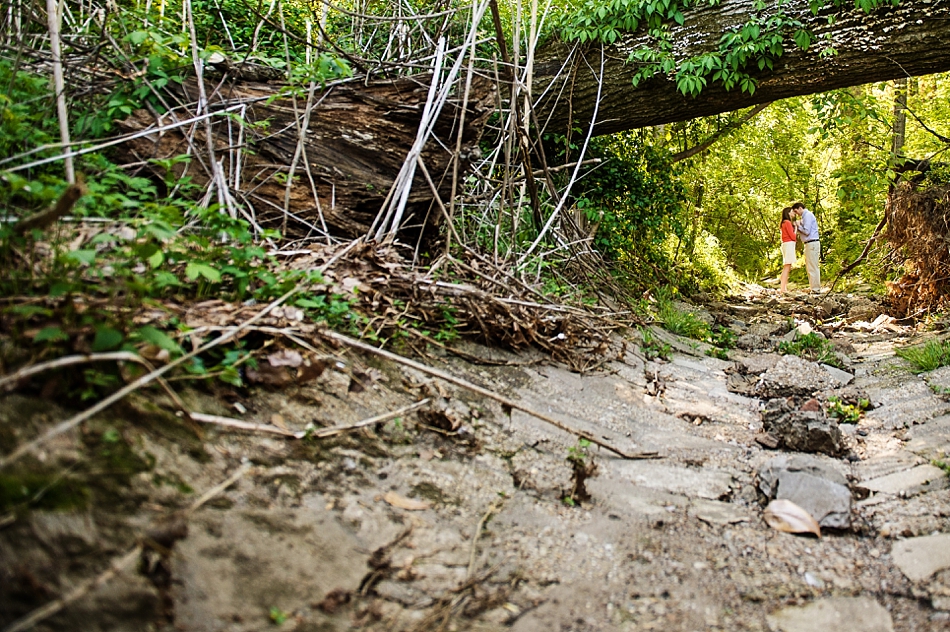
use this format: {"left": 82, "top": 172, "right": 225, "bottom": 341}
{"left": 640, "top": 328, "right": 672, "bottom": 361}
{"left": 826, "top": 396, "right": 868, "bottom": 424}
{"left": 896, "top": 339, "right": 950, "bottom": 372}
{"left": 269, "top": 607, "right": 289, "bottom": 625}
{"left": 657, "top": 300, "right": 710, "bottom": 340}
{"left": 777, "top": 332, "right": 841, "bottom": 368}
{"left": 564, "top": 438, "right": 597, "bottom": 506}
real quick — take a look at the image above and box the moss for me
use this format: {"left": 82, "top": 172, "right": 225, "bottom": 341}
{"left": 0, "top": 466, "right": 91, "bottom": 514}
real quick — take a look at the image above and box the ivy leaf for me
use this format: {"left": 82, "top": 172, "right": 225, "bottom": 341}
{"left": 185, "top": 262, "right": 222, "bottom": 283}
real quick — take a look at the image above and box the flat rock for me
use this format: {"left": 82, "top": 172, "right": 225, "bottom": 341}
{"left": 611, "top": 461, "right": 735, "bottom": 500}
{"left": 766, "top": 596, "right": 894, "bottom": 632}
{"left": 904, "top": 415, "right": 950, "bottom": 457}
{"left": 852, "top": 452, "right": 922, "bottom": 482}
{"left": 758, "top": 455, "right": 852, "bottom": 529}
{"left": 689, "top": 499, "right": 750, "bottom": 525}
{"left": 924, "top": 365, "right": 950, "bottom": 392}
{"left": 858, "top": 464, "right": 949, "bottom": 497}
{"left": 733, "top": 351, "right": 783, "bottom": 375}
{"left": 760, "top": 355, "right": 845, "bottom": 397}
{"left": 821, "top": 363, "right": 854, "bottom": 386}
{"left": 890, "top": 533, "right": 950, "bottom": 582}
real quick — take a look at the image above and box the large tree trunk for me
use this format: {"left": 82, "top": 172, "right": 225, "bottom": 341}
{"left": 117, "top": 75, "right": 495, "bottom": 240}
{"left": 535, "top": 0, "right": 950, "bottom": 136}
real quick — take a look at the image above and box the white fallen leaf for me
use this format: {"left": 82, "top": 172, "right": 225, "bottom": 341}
{"left": 383, "top": 491, "right": 430, "bottom": 511}
{"left": 268, "top": 349, "right": 304, "bottom": 367}
{"left": 763, "top": 499, "right": 821, "bottom": 538}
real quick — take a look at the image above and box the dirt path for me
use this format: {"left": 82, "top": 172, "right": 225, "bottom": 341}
{"left": 2, "top": 289, "right": 950, "bottom": 631}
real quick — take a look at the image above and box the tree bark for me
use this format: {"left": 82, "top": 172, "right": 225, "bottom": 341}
{"left": 117, "top": 75, "right": 495, "bottom": 240}
{"left": 535, "top": 0, "right": 950, "bottom": 136}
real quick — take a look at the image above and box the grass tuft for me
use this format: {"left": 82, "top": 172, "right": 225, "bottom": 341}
{"left": 896, "top": 339, "right": 950, "bottom": 372}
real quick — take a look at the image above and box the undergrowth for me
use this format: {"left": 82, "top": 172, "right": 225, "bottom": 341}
{"left": 0, "top": 59, "right": 357, "bottom": 398}
{"left": 896, "top": 339, "right": 950, "bottom": 372}
{"left": 777, "top": 331, "right": 841, "bottom": 367}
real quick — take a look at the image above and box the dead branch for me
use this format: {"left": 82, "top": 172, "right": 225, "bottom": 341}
{"left": 830, "top": 213, "right": 888, "bottom": 292}
{"left": 11, "top": 181, "right": 85, "bottom": 234}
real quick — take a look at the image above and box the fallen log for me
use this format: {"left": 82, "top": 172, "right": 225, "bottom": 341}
{"left": 116, "top": 74, "right": 495, "bottom": 241}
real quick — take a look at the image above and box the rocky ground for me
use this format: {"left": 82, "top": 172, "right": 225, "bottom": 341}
{"left": 2, "top": 287, "right": 950, "bottom": 631}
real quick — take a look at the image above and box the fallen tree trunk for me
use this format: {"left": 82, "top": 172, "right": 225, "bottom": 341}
{"left": 117, "top": 75, "right": 495, "bottom": 240}
{"left": 535, "top": 0, "right": 950, "bottom": 136}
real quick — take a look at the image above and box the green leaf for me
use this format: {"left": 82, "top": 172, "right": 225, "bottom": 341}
{"left": 65, "top": 249, "right": 96, "bottom": 266}
{"left": 148, "top": 249, "right": 164, "bottom": 267}
{"left": 136, "top": 326, "right": 183, "bottom": 354}
{"left": 34, "top": 326, "right": 68, "bottom": 342}
{"left": 92, "top": 327, "right": 124, "bottom": 351}
{"left": 185, "top": 262, "right": 222, "bottom": 283}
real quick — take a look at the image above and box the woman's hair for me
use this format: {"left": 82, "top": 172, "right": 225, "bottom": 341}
{"left": 781, "top": 206, "right": 793, "bottom": 223}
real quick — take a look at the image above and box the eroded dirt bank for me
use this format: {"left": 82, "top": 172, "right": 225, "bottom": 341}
{"left": 2, "top": 289, "right": 950, "bottom": 631}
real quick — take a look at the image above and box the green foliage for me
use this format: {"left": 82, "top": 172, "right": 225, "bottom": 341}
{"left": 657, "top": 298, "right": 709, "bottom": 339}
{"left": 558, "top": 0, "right": 901, "bottom": 98}
{"left": 639, "top": 327, "right": 672, "bottom": 360}
{"left": 777, "top": 332, "right": 841, "bottom": 367}
{"left": 933, "top": 459, "right": 950, "bottom": 477}
{"left": 826, "top": 396, "right": 868, "bottom": 423}
{"left": 705, "top": 324, "right": 736, "bottom": 359}
{"left": 269, "top": 607, "right": 290, "bottom": 625}
{"left": 564, "top": 437, "right": 596, "bottom": 506}
{"left": 896, "top": 339, "right": 950, "bottom": 372}
{"left": 563, "top": 136, "right": 687, "bottom": 260}
{"left": 0, "top": 59, "right": 360, "bottom": 395}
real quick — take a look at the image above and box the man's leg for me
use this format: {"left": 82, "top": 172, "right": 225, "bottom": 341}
{"left": 804, "top": 241, "right": 821, "bottom": 290}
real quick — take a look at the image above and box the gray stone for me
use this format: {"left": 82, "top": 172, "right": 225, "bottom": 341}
{"left": 733, "top": 352, "right": 783, "bottom": 375}
{"left": 758, "top": 455, "right": 852, "bottom": 529}
{"left": 821, "top": 363, "right": 854, "bottom": 386}
{"left": 748, "top": 322, "right": 788, "bottom": 338}
{"left": 690, "top": 499, "right": 750, "bottom": 525}
{"left": 760, "top": 355, "right": 845, "bottom": 397}
{"left": 852, "top": 452, "right": 922, "bottom": 482}
{"left": 762, "top": 398, "right": 845, "bottom": 456}
{"left": 905, "top": 415, "right": 950, "bottom": 457}
{"left": 766, "top": 597, "right": 893, "bottom": 632}
{"left": 737, "top": 333, "right": 769, "bottom": 350}
{"left": 612, "top": 461, "right": 734, "bottom": 500}
{"left": 890, "top": 533, "right": 950, "bottom": 582}
{"left": 861, "top": 377, "right": 950, "bottom": 429}
{"left": 858, "top": 464, "right": 949, "bottom": 497}
{"left": 925, "top": 365, "right": 950, "bottom": 392}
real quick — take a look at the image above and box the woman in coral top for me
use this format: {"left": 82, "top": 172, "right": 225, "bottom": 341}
{"left": 779, "top": 206, "right": 796, "bottom": 293}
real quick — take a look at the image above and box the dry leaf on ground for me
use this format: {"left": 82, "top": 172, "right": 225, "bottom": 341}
{"left": 383, "top": 491, "right": 430, "bottom": 511}
{"left": 268, "top": 349, "right": 304, "bottom": 367}
{"left": 763, "top": 499, "right": 821, "bottom": 538}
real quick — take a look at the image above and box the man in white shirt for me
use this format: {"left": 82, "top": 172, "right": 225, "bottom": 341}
{"left": 792, "top": 202, "right": 820, "bottom": 292}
